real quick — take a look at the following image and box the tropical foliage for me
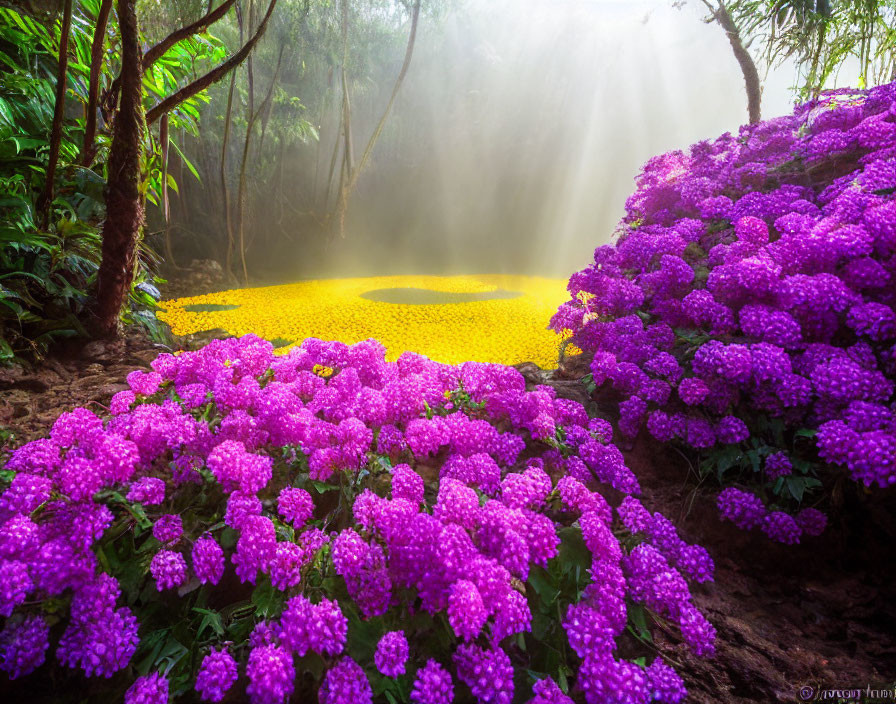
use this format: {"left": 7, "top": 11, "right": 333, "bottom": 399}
{"left": 728, "top": 0, "right": 896, "bottom": 96}
{"left": 0, "top": 0, "right": 226, "bottom": 359}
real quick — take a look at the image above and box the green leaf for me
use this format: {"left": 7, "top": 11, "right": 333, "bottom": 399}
{"left": 627, "top": 603, "right": 653, "bottom": 642}
{"left": 294, "top": 651, "right": 327, "bottom": 681}
{"left": 785, "top": 476, "right": 806, "bottom": 502}
{"left": 582, "top": 372, "right": 596, "bottom": 394}
{"left": 557, "top": 666, "right": 570, "bottom": 693}
{"left": 747, "top": 449, "right": 761, "bottom": 473}
{"left": 251, "top": 578, "right": 285, "bottom": 619}
{"left": 134, "top": 629, "right": 169, "bottom": 676}
{"left": 556, "top": 525, "right": 591, "bottom": 578}
{"left": 193, "top": 607, "right": 224, "bottom": 637}
{"left": 310, "top": 479, "right": 338, "bottom": 494}
{"left": 345, "top": 605, "right": 383, "bottom": 665}
{"left": 0, "top": 97, "right": 14, "bottom": 126}
{"left": 527, "top": 565, "right": 560, "bottom": 606}
{"left": 156, "top": 635, "right": 189, "bottom": 671}
{"left": 170, "top": 140, "right": 200, "bottom": 182}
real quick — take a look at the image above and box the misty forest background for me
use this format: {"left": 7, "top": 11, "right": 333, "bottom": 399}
{"left": 0, "top": 0, "right": 894, "bottom": 360}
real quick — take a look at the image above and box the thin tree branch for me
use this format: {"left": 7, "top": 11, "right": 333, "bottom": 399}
{"left": 221, "top": 68, "right": 237, "bottom": 276}
{"left": 144, "top": 0, "right": 278, "bottom": 126}
{"left": 36, "top": 0, "right": 73, "bottom": 227}
{"left": 142, "top": 0, "right": 237, "bottom": 69}
{"left": 80, "top": 0, "right": 113, "bottom": 166}
{"left": 236, "top": 29, "right": 283, "bottom": 284}
{"left": 352, "top": 0, "right": 420, "bottom": 185}
{"left": 256, "top": 43, "right": 285, "bottom": 156}
{"left": 340, "top": 0, "right": 354, "bottom": 174}
{"left": 704, "top": 0, "right": 762, "bottom": 124}
{"left": 104, "top": 0, "right": 238, "bottom": 120}
{"left": 333, "top": 0, "right": 421, "bottom": 236}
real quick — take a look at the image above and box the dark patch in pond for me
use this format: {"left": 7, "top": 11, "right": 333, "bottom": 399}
{"left": 183, "top": 303, "right": 240, "bottom": 312}
{"left": 360, "top": 288, "right": 523, "bottom": 305}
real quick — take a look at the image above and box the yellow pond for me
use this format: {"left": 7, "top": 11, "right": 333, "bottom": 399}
{"left": 158, "top": 274, "right": 572, "bottom": 367}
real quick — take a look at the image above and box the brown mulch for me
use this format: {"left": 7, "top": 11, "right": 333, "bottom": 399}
{"left": 0, "top": 330, "right": 163, "bottom": 447}
{"left": 1, "top": 338, "right": 894, "bottom": 702}
{"left": 627, "top": 437, "right": 896, "bottom": 704}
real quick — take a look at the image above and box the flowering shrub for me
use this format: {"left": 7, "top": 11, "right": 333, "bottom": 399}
{"left": 0, "top": 335, "right": 713, "bottom": 702}
{"left": 551, "top": 82, "right": 896, "bottom": 543}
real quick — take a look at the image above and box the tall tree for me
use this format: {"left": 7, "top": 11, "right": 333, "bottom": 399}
{"left": 702, "top": 0, "right": 762, "bottom": 124}
{"left": 331, "top": 0, "right": 422, "bottom": 238}
{"left": 94, "top": 0, "right": 279, "bottom": 335}
{"left": 236, "top": 43, "right": 285, "bottom": 283}
{"left": 708, "top": 1, "right": 895, "bottom": 99}
{"left": 94, "top": 0, "right": 143, "bottom": 337}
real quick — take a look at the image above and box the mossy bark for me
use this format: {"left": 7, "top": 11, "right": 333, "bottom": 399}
{"left": 93, "top": 0, "right": 145, "bottom": 337}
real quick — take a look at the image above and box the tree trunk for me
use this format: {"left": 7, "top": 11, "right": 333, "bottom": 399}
{"left": 221, "top": 69, "right": 237, "bottom": 276}
{"left": 322, "top": 121, "right": 342, "bottom": 214}
{"left": 711, "top": 1, "right": 761, "bottom": 124}
{"left": 94, "top": 0, "right": 144, "bottom": 337}
{"left": 236, "top": 74, "right": 254, "bottom": 286}
{"left": 236, "top": 39, "right": 283, "bottom": 284}
{"left": 807, "top": 23, "right": 827, "bottom": 99}
{"left": 339, "top": 0, "right": 354, "bottom": 177}
{"left": 256, "top": 44, "right": 285, "bottom": 157}
{"left": 36, "top": 0, "right": 73, "bottom": 227}
{"left": 332, "top": 0, "right": 421, "bottom": 237}
{"left": 81, "top": 0, "right": 113, "bottom": 166}
{"left": 235, "top": 2, "right": 255, "bottom": 286}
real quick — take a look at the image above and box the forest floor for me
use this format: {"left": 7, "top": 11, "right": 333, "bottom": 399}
{"left": 1, "top": 327, "right": 895, "bottom": 703}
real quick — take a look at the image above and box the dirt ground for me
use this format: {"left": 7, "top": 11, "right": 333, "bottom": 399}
{"left": 2, "top": 338, "right": 894, "bottom": 703}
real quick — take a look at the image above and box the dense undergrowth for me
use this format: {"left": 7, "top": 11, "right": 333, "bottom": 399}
{"left": 552, "top": 82, "right": 896, "bottom": 544}
{"left": 0, "top": 335, "right": 714, "bottom": 702}
{"left": 0, "top": 4, "right": 213, "bottom": 361}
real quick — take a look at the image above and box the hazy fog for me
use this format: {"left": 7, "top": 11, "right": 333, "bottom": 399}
{"left": 289, "top": 0, "right": 857, "bottom": 279}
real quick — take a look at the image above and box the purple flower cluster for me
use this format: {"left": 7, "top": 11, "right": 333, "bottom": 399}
{"left": 150, "top": 549, "right": 187, "bottom": 590}
{"left": 0, "top": 615, "right": 50, "bottom": 679}
{"left": 152, "top": 514, "right": 183, "bottom": 544}
{"left": 55, "top": 574, "right": 139, "bottom": 678}
{"left": 529, "top": 677, "right": 574, "bottom": 704}
{"left": 374, "top": 630, "right": 409, "bottom": 676}
{"left": 1, "top": 334, "right": 713, "bottom": 701}
{"left": 552, "top": 81, "right": 896, "bottom": 539}
{"left": 319, "top": 657, "right": 372, "bottom": 704}
{"left": 279, "top": 595, "right": 347, "bottom": 656}
{"left": 618, "top": 497, "right": 714, "bottom": 582}
{"left": 454, "top": 644, "right": 514, "bottom": 704}
{"left": 195, "top": 647, "right": 238, "bottom": 702}
{"left": 412, "top": 659, "right": 454, "bottom": 704}
{"left": 124, "top": 673, "right": 169, "bottom": 704}
{"left": 245, "top": 644, "right": 294, "bottom": 704}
